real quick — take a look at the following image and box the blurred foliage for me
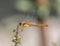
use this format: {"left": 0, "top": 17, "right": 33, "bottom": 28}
{"left": 15, "top": 0, "right": 35, "bottom": 12}
{"left": 15, "top": 0, "right": 60, "bottom": 19}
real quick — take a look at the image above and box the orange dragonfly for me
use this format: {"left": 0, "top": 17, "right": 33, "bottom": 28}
{"left": 18, "top": 22, "right": 48, "bottom": 31}
{"left": 19, "top": 22, "right": 48, "bottom": 27}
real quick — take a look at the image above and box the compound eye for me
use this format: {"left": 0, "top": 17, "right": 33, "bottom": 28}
{"left": 19, "top": 22, "right": 22, "bottom": 26}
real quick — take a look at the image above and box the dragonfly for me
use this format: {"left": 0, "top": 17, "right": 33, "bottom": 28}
{"left": 18, "top": 21, "right": 48, "bottom": 32}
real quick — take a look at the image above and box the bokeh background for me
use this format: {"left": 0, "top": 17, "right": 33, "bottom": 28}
{"left": 0, "top": 0, "right": 60, "bottom": 46}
